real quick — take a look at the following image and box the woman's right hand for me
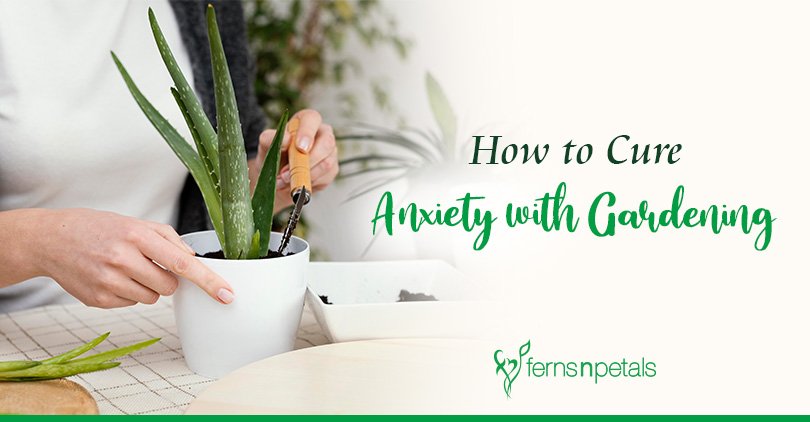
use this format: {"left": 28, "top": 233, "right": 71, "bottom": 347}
{"left": 29, "top": 208, "right": 234, "bottom": 308}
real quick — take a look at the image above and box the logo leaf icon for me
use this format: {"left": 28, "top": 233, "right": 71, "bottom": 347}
{"left": 519, "top": 340, "right": 531, "bottom": 358}
{"left": 493, "top": 340, "right": 531, "bottom": 399}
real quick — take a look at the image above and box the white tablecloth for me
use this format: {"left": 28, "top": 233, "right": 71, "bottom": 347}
{"left": 0, "top": 298, "right": 328, "bottom": 414}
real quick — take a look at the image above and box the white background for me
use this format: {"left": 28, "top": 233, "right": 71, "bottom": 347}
{"left": 304, "top": 0, "right": 810, "bottom": 412}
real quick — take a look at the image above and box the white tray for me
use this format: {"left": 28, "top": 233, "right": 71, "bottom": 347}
{"left": 305, "top": 260, "right": 485, "bottom": 343}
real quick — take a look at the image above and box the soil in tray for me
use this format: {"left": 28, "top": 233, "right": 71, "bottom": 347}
{"left": 196, "top": 250, "right": 294, "bottom": 259}
{"left": 397, "top": 290, "right": 438, "bottom": 302}
{"left": 318, "top": 289, "right": 438, "bottom": 305}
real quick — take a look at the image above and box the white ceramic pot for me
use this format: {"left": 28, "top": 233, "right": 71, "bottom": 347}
{"left": 174, "top": 230, "right": 310, "bottom": 378}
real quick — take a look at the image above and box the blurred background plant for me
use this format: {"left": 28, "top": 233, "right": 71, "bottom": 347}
{"left": 337, "top": 72, "right": 474, "bottom": 201}
{"left": 243, "top": 0, "right": 412, "bottom": 250}
{"left": 244, "top": 1, "right": 477, "bottom": 261}
{"left": 336, "top": 72, "right": 485, "bottom": 257}
{"left": 244, "top": 0, "right": 411, "bottom": 123}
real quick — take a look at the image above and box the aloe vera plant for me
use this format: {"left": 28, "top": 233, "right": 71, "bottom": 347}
{"left": 112, "top": 5, "right": 286, "bottom": 259}
{"left": 0, "top": 333, "right": 159, "bottom": 382}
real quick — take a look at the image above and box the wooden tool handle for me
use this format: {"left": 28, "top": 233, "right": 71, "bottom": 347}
{"left": 286, "top": 117, "right": 312, "bottom": 201}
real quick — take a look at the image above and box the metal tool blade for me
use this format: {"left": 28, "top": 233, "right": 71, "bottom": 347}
{"left": 277, "top": 187, "right": 310, "bottom": 254}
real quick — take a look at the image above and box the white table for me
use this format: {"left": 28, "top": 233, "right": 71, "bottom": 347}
{"left": 0, "top": 298, "right": 328, "bottom": 415}
{"left": 186, "top": 338, "right": 500, "bottom": 414}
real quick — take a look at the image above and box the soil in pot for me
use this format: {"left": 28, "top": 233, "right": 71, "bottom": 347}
{"left": 196, "top": 250, "right": 294, "bottom": 259}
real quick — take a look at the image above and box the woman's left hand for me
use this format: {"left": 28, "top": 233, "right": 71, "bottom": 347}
{"left": 250, "top": 109, "right": 338, "bottom": 212}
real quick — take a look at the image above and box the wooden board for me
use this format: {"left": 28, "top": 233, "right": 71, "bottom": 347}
{"left": 0, "top": 379, "right": 98, "bottom": 415}
{"left": 186, "top": 338, "right": 503, "bottom": 414}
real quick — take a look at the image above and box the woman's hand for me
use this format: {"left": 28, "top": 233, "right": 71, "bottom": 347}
{"left": 249, "top": 109, "right": 339, "bottom": 212}
{"left": 32, "top": 209, "right": 234, "bottom": 308}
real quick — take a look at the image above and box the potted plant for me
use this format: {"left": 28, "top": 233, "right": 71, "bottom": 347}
{"left": 111, "top": 5, "right": 309, "bottom": 378}
{"left": 327, "top": 73, "right": 493, "bottom": 262}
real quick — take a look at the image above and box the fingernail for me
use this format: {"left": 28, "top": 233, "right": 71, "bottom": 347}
{"left": 296, "top": 136, "right": 311, "bottom": 151}
{"left": 183, "top": 241, "right": 195, "bottom": 255}
{"left": 281, "top": 170, "right": 291, "bottom": 183}
{"left": 276, "top": 177, "right": 288, "bottom": 188}
{"left": 217, "top": 288, "right": 234, "bottom": 304}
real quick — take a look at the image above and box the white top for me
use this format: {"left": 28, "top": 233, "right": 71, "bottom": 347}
{"left": 0, "top": 0, "right": 195, "bottom": 312}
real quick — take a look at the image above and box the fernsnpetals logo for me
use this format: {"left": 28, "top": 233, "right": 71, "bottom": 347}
{"left": 493, "top": 340, "right": 657, "bottom": 399}
{"left": 493, "top": 340, "right": 531, "bottom": 398}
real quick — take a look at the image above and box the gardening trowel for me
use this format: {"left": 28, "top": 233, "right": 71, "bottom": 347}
{"left": 277, "top": 118, "right": 311, "bottom": 254}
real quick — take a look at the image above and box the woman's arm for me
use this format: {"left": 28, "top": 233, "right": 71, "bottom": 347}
{"left": 0, "top": 208, "right": 49, "bottom": 286}
{"left": 0, "top": 208, "right": 235, "bottom": 308}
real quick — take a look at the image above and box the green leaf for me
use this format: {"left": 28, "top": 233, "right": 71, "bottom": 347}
{"left": 0, "top": 361, "right": 39, "bottom": 373}
{"left": 149, "top": 7, "right": 220, "bottom": 180}
{"left": 208, "top": 4, "right": 254, "bottom": 259}
{"left": 251, "top": 110, "right": 288, "bottom": 256}
{"left": 339, "top": 154, "right": 416, "bottom": 167}
{"left": 339, "top": 166, "right": 408, "bottom": 179}
{"left": 519, "top": 340, "right": 531, "bottom": 357}
{"left": 425, "top": 72, "right": 457, "bottom": 157}
{"left": 69, "top": 338, "right": 161, "bottom": 365}
{"left": 111, "top": 52, "right": 224, "bottom": 239}
{"left": 338, "top": 123, "right": 441, "bottom": 162}
{"left": 40, "top": 332, "right": 109, "bottom": 365}
{"left": 0, "top": 362, "right": 120, "bottom": 381}
{"left": 246, "top": 230, "right": 262, "bottom": 259}
{"left": 172, "top": 87, "right": 221, "bottom": 197}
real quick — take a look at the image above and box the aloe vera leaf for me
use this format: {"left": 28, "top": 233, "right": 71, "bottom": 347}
{"left": 69, "top": 338, "right": 161, "bottom": 366}
{"left": 0, "top": 361, "right": 39, "bottom": 373}
{"left": 40, "top": 332, "right": 109, "bottom": 365}
{"left": 149, "top": 7, "right": 219, "bottom": 179}
{"left": 251, "top": 110, "right": 288, "bottom": 255}
{"left": 0, "top": 362, "right": 120, "bottom": 381}
{"left": 425, "top": 73, "right": 457, "bottom": 158}
{"left": 207, "top": 5, "right": 254, "bottom": 259}
{"left": 111, "top": 52, "right": 224, "bottom": 239}
{"left": 172, "top": 87, "right": 221, "bottom": 197}
{"left": 246, "top": 229, "right": 262, "bottom": 259}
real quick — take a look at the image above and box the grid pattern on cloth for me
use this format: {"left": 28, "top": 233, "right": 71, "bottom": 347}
{"left": 0, "top": 298, "right": 328, "bottom": 415}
